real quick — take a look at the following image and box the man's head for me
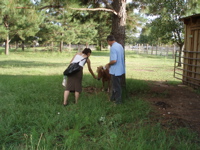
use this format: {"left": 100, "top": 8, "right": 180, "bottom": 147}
{"left": 107, "top": 35, "right": 116, "bottom": 46}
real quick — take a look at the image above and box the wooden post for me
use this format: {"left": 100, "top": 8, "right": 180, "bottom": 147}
{"left": 166, "top": 45, "right": 169, "bottom": 58}
{"left": 151, "top": 45, "right": 153, "bottom": 55}
{"left": 156, "top": 45, "right": 158, "bottom": 55}
{"left": 141, "top": 44, "right": 143, "bottom": 53}
{"left": 51, "top": 41, "right": 54, "bottom": 51}
{"left": 160, "top": 44, "right": 162, "bottom": 56}
{"left": 143, "top": 44, "right": 145, "bottom": 53}
{"left": 138, "top": 44, "right": 140, "bottom": 54}
{"left": 172, "top": 44, "right": 175, "bottom": 59}
{"left": 5, "top": 36, "right": 9, "bottom": 55}
{"left": 146, "top": 44, "right": 148, "bottom": 54}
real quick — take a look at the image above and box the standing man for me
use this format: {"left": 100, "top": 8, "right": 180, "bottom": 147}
{"left": 105, "top": 35, "right": 125, "bottom": 104}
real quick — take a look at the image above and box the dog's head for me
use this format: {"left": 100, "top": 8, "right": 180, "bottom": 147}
{"left": 96, "top": 66, "right": 104, "bottom": 80}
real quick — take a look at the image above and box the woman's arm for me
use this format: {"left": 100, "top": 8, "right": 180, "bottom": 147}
{"left": 86, "top": 58, "right": 97, "bottom": 79}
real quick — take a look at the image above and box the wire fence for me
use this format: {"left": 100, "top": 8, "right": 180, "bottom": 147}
{"left": 4, "top": 43, "right": 180, "bottom": 58}
{"left": 125, "top": 44, "right": 180, "bottom": 59}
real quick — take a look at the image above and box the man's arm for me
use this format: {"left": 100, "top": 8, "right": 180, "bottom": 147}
{"left": 105, "top": 60, "right": 117, "bottom": 69}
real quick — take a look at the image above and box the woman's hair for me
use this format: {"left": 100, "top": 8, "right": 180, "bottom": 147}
{"left": 82, "top": 48, "right": 92, "bottom": 55}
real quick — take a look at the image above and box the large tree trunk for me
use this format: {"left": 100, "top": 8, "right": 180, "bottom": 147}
{"left": 51, "top": 41, "right": 54, "bottom": 51}
{"left": 68, "top": 43, "right": 72, "bottom": 51}
{"left": 86, "top": 42, "right": 89, "bottom": 48}
{"left": 15, "top": 42, "right": 18, "bottom": 51}
{"left": 111, "top": 0, "right": 126, "bottom": 87}
{"left": 110, "top": 0, "right": 126, "bottom": 87}
{"left": 22, "top": 41, "right": 25, "bottom": 51}
{"left": 5, "top": 36, "right": 9, "bottom": 55}
{"left": 60, "top": 33, "right": 63, "bottom": 52}
{"left": 100, "top": 41, "right": 102, "bottom": 51}
{"left": 60, "top": 40, "right": 63, "bottom": 52}
{"left": 111, "top": 0, "right": 126, "bottom": 47}
{"left": 177, "top": 44, "right": 184, "bottom": 67}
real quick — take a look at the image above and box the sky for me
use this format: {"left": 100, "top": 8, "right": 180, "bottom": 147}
{"left": 127, "top": 0, "right": 132, "bottom": 3}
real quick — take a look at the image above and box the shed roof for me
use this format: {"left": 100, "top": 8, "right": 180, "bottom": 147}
{"left": 180, "top": 13, "right": 200, "bottom": 24}
{"left": 180, "top": 13, "right": 200, "bottom": 20}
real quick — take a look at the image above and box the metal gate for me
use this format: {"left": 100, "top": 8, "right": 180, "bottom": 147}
{"left": 174, "top": 50, "right": 200, "bottom": 89}
{"left": 174, "top": 28, "right": 200, "bottom": 89}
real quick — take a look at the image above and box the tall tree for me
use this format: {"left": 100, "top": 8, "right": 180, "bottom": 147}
{"left": 111, "top": 0, "right": 127, "bottom": 47}
{"left": 95, "top": 12, "right": 111, "bottom": 50}
{"left": 141, "top": 0, "right": 199, "bottom": 66}
{"left": 68, "top": 0, "right": 127, "bottom": 47}
{"left": 29, "top": 0, "right": 146, "bottom": 48}
{"left": 70, "top": 8, "right": 111, "bottom": 50}
{"left": 0, "top": 0, "right": 43, "bottom": 55}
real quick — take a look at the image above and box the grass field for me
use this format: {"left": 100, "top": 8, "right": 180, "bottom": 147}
{"left": 0, "top": 48, "right": 199, "bottom": 150}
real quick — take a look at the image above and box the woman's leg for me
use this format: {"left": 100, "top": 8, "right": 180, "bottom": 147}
{"left": 63, "top": 90, "right": 70, "bottom": 105}
{"left": 75, "top": 91, "right": 80, "bottom": 104}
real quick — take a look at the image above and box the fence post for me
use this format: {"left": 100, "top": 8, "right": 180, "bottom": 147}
{"left": 166, "top": 45, "right": 169, "bottom": 58}
{"left": 137, "top": 44, "right": 139, "bottom": 53}
{"left": 138, "top": 44, "right": 141, "bottom": 54}
{"left": 142, "top": 44, "right": 144, "bottom": 53}
{"left": 172, "top": 44, "right": 175, "bottom": 59}
{"left": 146, "top": 44, "right": 148, "bottom": 54}
{"left": 51, "top": 41, "right": 54, "bottom": 51}
{"left": 156, "top": 45, "right": 158, "bottom": 55}
{"left": 160, "top": 44, "right": 162, "bottom": 56}
{"left": 129, "top": 44, "right": 178, "bottom": 59}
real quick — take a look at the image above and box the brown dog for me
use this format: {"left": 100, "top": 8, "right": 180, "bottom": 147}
{"left": 96, "top": 66, "right": 111, "bottom": 92}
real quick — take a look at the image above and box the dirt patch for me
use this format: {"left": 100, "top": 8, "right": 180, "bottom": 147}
{"left": 145, "top": 81, "right": 200, "bottom": 135}
{"left": 84, "top": 82, "right": 200, "bottom": 135}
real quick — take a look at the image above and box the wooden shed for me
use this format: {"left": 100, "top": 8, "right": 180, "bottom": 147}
{"left": 175, "top": 14, "right": 200, "bottom": 89}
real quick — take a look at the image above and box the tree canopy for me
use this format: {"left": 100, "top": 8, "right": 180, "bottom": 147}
{"left": 0, "top": 0, "right": 200, "bottom": 55}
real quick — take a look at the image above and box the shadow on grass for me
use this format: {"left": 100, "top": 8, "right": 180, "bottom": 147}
{"left": 0, "top": 74, "right": 199, "bottom": 150}
{"left": 0, "top": 74, "right": 155, "bottom": 108}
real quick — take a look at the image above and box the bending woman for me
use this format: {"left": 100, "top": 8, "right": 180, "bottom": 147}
{"left": 63, "top": 48, "right": 96, "bottom": 106}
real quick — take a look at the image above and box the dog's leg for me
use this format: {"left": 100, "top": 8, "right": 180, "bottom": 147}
{"left": 107, "top": 82, "right": 109, "bottom": 92}
{"left": 106, "top": 81, "right": 111, "bottom": 101}
{"left": 102, "top": 80, "right": 105, "bottom": 91}
{"left": 107, "top": 81, "right": 110, "bottom": 93}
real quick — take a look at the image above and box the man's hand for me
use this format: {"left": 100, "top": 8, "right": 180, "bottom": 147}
{"left": 105, "top": 64, "right": 110, "bottom": 69}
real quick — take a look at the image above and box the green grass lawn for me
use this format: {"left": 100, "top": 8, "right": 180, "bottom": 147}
{"left": 0, "top": 49, "right": 199, "bottom": 150}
